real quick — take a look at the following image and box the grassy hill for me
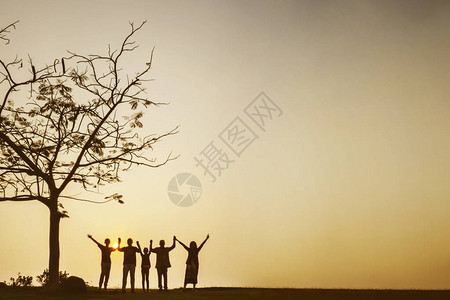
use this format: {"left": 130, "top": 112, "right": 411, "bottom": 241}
{"left": 1, "top": 287, "right": 450, "bottom": 300}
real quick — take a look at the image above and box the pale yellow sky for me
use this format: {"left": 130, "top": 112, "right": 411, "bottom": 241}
{"left": 1, "top": 0, "right": 450, "bottom": 289}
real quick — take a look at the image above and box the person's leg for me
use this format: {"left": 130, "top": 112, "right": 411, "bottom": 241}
{"left": 99, "top": 272, "right": 104, "bottom": 289}
{"left": 130, "top": 265, "right": 136, "bottom": 293}
{"left": 163, "top": 268, "right": 168, "bottom": 290}
{"left": 122, "top": 265, "right": 129, "bottom": 292}
{"left": 104, "top": 263, "right": 111, "bottom": 289}
{"left": 142, "top": 268, "right": 149, "bottom": 291}
{"left": 100, "top": 263, "right": 107, "bottom": 289}
{"left": 157, "top": 268, "right": 162, "bottom": 290}
{"left": 99, "top": 264, "right": 103, "bottom": 289}
{"left": 145, "top": 269, "right": 149, "bottom": 291}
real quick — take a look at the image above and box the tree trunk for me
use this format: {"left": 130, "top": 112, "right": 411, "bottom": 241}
{"left": 47, "top": 201, "right": 61, "bottom": 290}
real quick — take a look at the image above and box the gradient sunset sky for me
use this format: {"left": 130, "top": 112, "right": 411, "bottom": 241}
{"left": 1, "top": 0, "right": 450, "bottom": 289}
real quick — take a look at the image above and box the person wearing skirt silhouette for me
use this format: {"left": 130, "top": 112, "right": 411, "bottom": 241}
{"left": 175, "top": 234, "right": 209, "bottom": 290}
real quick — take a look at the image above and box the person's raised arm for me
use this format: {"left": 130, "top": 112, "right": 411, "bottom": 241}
{"left": 198, "top": 234, "right": 210, "bottom": 251}
{"left": 136, "top": 241, "right": 143, "bottom": 255}
{"left": 168, "top": 235, "right": 176, "bottom": 251}
{"left": 87, "top": 234, "right": 101, "bottom": 247}
{"left": 117, "top": 237, "right": 123, "bottom": 251}
{"left": 150, "top": 240, "right": 157, "bottom": 253}
{"left": 149, "top": 240, "right": 153, "bottom": 253}
{"left": 175, "top": 237, "right": 189, "bottom": 251}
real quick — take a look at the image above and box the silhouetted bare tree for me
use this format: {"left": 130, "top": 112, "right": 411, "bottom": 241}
{"left": 0, "top": 21, "right": 177, "bottom": 289}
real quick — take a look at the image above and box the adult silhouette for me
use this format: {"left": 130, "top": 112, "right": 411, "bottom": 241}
{"left": 176, "top": 234, "right": 209, "bottom": 290}
{"left": 118, "top": 238, "right": 140, "bottom": 293}
{"left": 151, "top": 236, "right": 176, "bottom": 291}
{"left": 137, "top": 240, "right": 152, "bottom": 292}
{"left": 87, "top": 234, "right": 117, "bottom": 290}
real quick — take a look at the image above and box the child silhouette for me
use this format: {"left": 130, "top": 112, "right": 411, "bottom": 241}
{"left": 137, "top": 240, "right": 152, "bottom": 292}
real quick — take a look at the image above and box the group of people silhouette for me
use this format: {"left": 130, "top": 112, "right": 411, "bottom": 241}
{"left": 87, "top": 234, "right": 209, "bottom": 293}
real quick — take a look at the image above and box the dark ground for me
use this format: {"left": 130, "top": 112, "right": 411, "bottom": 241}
{"left": 1, "top": 287, "right": 450, "bottom": 300}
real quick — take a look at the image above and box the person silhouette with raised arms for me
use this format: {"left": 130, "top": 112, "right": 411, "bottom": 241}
{"left": 118, "top": 237, "right": 140, "bottom": 293}
{"left": 137, "top": 240, "right": 152, "bottom": 292}
{"left": 151, "top": 236, "right": 176, "bottom": 291}
{"left": 87, "top": 234, "right": 118, "bottom": 290}
{"left": 176, "top": 234, "right": 209, "bottom": 290}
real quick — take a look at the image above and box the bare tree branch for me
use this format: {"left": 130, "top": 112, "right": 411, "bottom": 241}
{"left": 0, "top": 21, "right": 19, "bottom": 45}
